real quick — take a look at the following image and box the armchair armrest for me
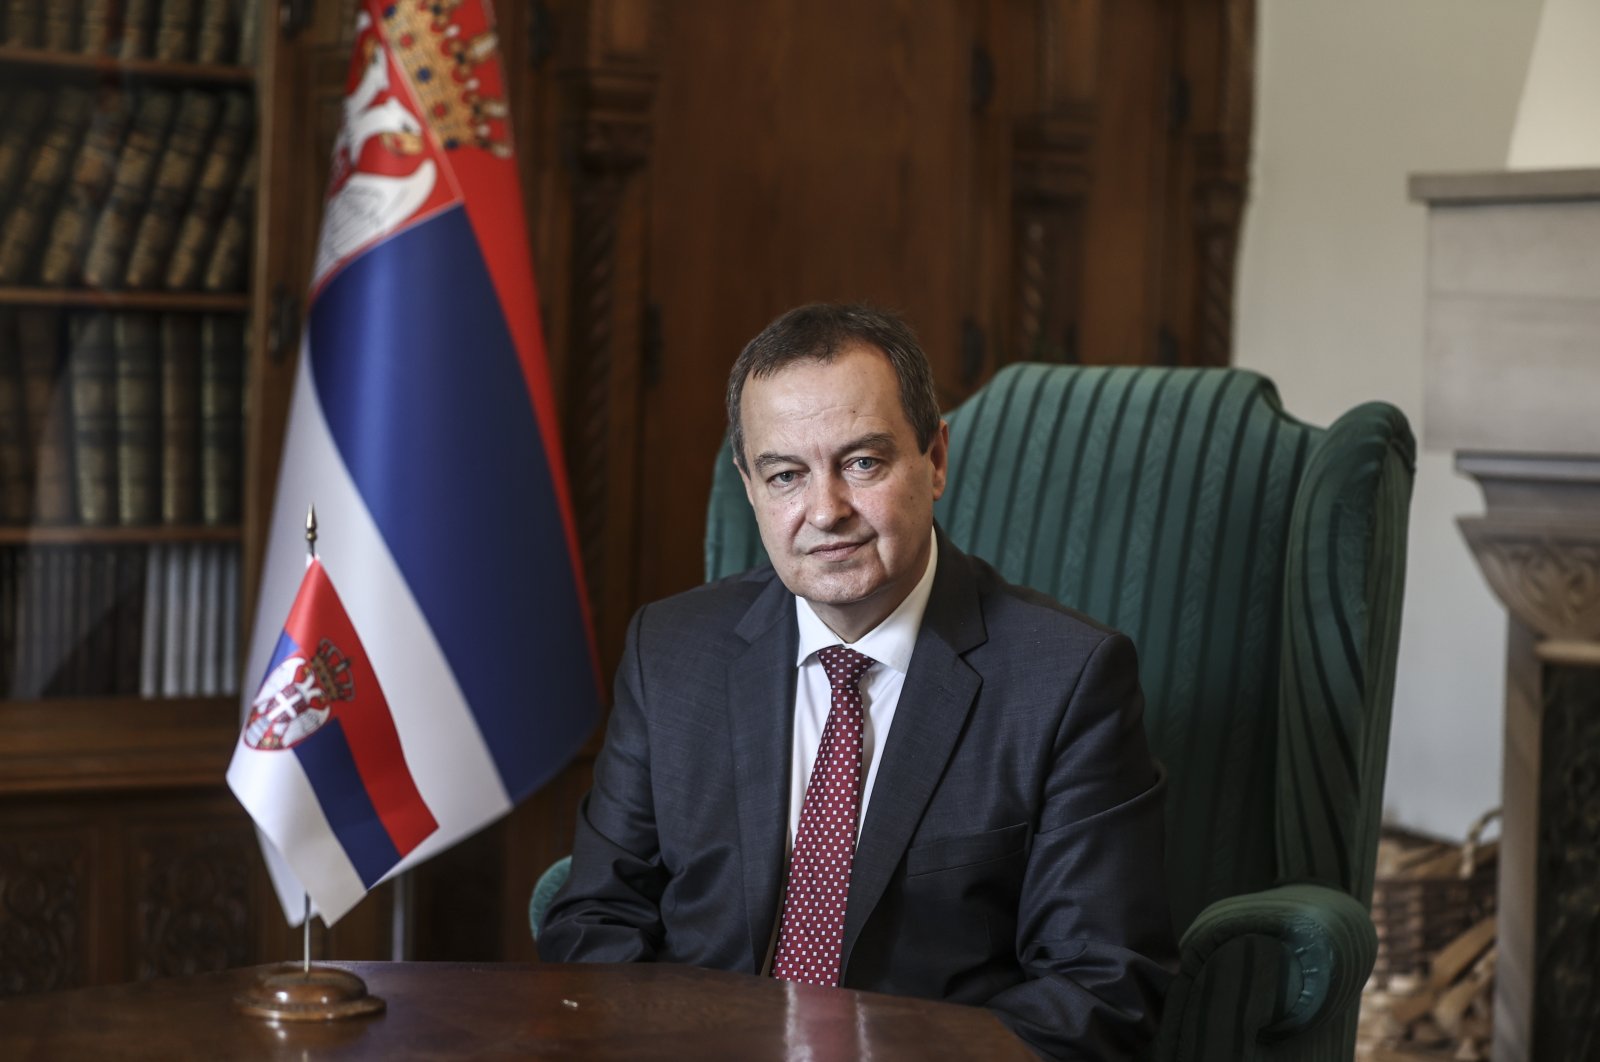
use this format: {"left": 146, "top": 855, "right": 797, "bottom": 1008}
{"left": 1153, "top": 883, "right": 1376, "bottom": 1061}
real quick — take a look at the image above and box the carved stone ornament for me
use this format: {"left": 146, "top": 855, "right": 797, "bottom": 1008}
{"left": 1460, "top": 516, "right": 1600, "bottom": 641}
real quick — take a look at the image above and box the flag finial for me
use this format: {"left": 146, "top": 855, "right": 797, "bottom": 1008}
{"left": 306, "top": 504, "right": 318, "bottom": 558}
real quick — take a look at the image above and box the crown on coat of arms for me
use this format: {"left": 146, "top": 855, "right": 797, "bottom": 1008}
{"left": 307, "top": 638, "right": 356, "bottom": 703}
{"left": 383, "top": 0, "right": 512, "bottom": 158}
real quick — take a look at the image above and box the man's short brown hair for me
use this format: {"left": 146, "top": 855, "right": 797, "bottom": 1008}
{"left": 726, "top": 303, "right": 940, "bottom": 472}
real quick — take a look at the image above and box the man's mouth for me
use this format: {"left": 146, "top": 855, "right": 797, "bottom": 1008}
{"left": 807, "top": 540, "right": 865, "bottom": 560}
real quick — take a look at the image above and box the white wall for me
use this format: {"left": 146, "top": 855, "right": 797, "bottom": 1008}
{"left": 1235, "top": 1, "right": 1545, "bottom": 839}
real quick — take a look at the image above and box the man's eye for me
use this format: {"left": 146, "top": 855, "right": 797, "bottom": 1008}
{"left": 849, "top": 457, "right": 880, "bottom": 472}
{"left": 770, "top": 471, "right": 797, "bottom": 486}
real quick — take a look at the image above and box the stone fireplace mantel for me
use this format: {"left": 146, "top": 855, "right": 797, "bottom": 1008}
{"left": 1412, "top": 169, "right": 1600, "bottom": 1062}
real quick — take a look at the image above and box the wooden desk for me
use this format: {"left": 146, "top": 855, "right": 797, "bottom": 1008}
{"left": 0, "top": 961, "right": 1036, "bottom": 1059}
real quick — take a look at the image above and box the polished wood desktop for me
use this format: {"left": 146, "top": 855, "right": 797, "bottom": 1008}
{"left": 0, "top": 961, "right": 1036, "bottom": 1059}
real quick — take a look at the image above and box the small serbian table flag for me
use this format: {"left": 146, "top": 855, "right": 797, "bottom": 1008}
{"left": 228, "top": 557, "right": 438, "bottom": 923}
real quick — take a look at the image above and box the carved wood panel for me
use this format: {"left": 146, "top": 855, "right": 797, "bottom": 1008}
{"left": 132, "top": 823, "right": 254, "bottom": 980}
{"left": 0, "top": 829, "right": 88, "bottom": 995}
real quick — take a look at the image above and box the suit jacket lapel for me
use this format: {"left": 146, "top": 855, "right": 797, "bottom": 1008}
{"left": 842, "top": 531, "right": 987, "bottom": 968}
{"left": 727, "top": 573, "right": 797, "bottom": 973}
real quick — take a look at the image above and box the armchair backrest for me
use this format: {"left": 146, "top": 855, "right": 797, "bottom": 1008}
{"left": 706, "top": 364, "right": 1414, "bottom": 933}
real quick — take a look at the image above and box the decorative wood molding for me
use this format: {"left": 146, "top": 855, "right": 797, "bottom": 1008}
{"left": 0, "top": 834, "right": 85, "bottom": 995}
{"left": 135, "top": 827, "right": 254, "bottom": 980}
{"left": 0, "top": 698, "right": 236, "bottom": 796}
{"left": 1175, "top": 0, "right": 1253, "bottom": 367}
{"left": 556, "top": 1, "right": 658, "bottom": 667}
{"left": 1460, "top": 517, "right": 1600, "bottom": 642}
{"left": 1191, "top": 132, "right": 1248, "bottom": 367}
{"left": 1010, "top": 110, "right": 1094, "bottom": 364}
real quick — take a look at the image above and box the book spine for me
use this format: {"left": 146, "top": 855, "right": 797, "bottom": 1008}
{"left": 42, "top": 0, "right": 79, "bottom": 51}
{"left": 41, "top": 547, "right": 70, "bottom": 695}
{"left": 81, "top": 0, "right": 113, "bottom": 53}
{"left": 198, "top": 313, "right": 243, "bottom": 525}
{"left": 0, "top": 309, "right": 31, "bottom": 524}
{"left": 114, "top": 312, "right": 161, "bottom": 525}
{"left": 201, "top": 148, "right": 254, "bottom": 292}
{"left": 0, "top": 547, "right": 13, "bottom": 695}
{"left": 81, "top": 90, "right": 177, "bottom": 290}
{"left": 119, "top": 0, "right": 158, "bottom": 60}
{"left": 220, "top": 542, "right": 239, "bottom": 694}
{"left": 153, "top": 0, "right": 198, "bottom": 62}
{"left": 236, "top": 0, "right": 260, "bottom": 66}
{"left": 39, "top": 89, "right": 134, "bottom": 288}
{"left": 0, "top": 90, "right": 54, "bottom": 211}
{"left": 193, "top": 0, "right": 237, "bottom": 64}
{"left": 17, "top": 309, "right": 75, "bottom": 525}
{"left": 198, "top": 541, "right": 220, "bottom": 695}
{"left": 180, "top": 541, "right": 202, "bottom": 694}
{"left": 4, "top": 0, "right": 38, "bottom": 46}
{"left": 92, "top": 546, "right": 120, "bottom": 695}
{"left": 124, "top": 90, "right": 219, "bottom": 290}
{"left": 68, "top": 313, "right": 118, "bottom": 527}
{"left": 164, "top": 92, "right": 252, "bottom": 291}
{"left": 0, "top": 89, "right": 94, "bottom": 285}
{"left": 159, "top": 313, "right": 200, "bottom": 524}
{"left": 64, "top": 546, "right": 95, "bottom": 695}
{"left": 138, "top": 542, "right": 163, "bottom": 697}
{"left": 15, "top": 549, "right": 38, "bottom": 696}
{"left": 160, "top": 541, "right": 183, "bottom": 695}
{"left": 112, "top": 544, "right": 145, "bottom": 695}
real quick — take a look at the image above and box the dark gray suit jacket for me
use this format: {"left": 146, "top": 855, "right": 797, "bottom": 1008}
{"left": 539, "top": 532, "right": 1175, "bottom": 1060}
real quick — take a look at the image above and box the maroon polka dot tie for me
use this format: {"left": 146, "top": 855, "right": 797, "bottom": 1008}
{"left": 772, "top": 645, "right": 876, "bottom": 988}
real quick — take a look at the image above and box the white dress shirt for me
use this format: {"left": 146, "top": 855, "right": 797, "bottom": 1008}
{"left": 787, "top": 530, "right": 938, "bottom": 847}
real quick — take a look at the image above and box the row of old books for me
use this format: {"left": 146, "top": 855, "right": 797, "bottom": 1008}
{"left": 0, "top": 308, "right": 246, "bottom": 526}
{"left": 0, "top": 540, "right": 240, "bottom": 698}
{"left": 2, "top": 0, "right": 259, "bottom": 65}
{"left": 0, "top": 85, "right": 255, "bottom": 290}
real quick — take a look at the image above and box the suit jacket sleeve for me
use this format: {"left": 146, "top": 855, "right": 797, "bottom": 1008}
{"left": 986, "top": 630, "right": 1176, "bottom": 1060}
{"left": 537, "top": 605, "right": 668, "bottom": 962}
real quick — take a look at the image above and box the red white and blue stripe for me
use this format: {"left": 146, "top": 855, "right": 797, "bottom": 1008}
{"left": 229, "top": 0, "right": 599, "bottom": 925}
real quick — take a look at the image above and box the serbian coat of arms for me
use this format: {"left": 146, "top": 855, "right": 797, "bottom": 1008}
{"left": 243, "top": 639, "right": 356, "bottom": 751}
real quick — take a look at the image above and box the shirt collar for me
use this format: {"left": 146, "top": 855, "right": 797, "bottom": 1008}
{"left": 794, "top": 527, "right": 938, "bottom": 676}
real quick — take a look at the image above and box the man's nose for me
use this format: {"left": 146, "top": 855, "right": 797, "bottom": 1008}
{"left": 806, "top": 473, "right": 853, "bottom": 529}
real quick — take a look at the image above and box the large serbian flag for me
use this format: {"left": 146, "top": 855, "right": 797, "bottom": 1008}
{"left": 230, "top": 0, "right": 600, "bottom": 925}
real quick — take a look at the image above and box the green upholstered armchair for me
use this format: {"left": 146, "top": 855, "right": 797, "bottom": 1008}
{"left": 703, "top": 364, "right": 1414, "bottom": 1061}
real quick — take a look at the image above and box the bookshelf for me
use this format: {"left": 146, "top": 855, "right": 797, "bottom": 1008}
{"left": 0, "top": 0, "right": 313, "bottom": 996}
{"left": 0, "top": 0, "right": 258, "bottom": 704}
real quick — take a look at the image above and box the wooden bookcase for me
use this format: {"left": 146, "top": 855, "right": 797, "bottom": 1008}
{"left": 0, "top": 0, "right": 398, "bottom": 995}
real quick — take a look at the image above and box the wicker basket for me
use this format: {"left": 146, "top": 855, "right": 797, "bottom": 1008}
{"left": 1370, "top": 809, "right": 1500, "bottom": 989}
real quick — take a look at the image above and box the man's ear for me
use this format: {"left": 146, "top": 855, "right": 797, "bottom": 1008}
{"left": 737, "top": 453, "right": 757, "bottom": 507}
{"left": 929, "top": 419, "right": 950, "bottom": 501}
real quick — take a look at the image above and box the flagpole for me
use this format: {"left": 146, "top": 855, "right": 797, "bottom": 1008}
{"left": 303, "top": 504, "right": 317, "bottom": 976}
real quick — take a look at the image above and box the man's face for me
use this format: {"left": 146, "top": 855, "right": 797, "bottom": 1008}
{"left": 737, "top": 342, "right": 948, "bottom": 642}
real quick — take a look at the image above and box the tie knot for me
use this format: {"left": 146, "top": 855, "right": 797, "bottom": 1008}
{"left": 817, "top": 645, "right": 875, "bottom": 690}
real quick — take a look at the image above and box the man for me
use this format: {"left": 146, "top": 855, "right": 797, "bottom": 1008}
{"left": 540, "top": 304, "right": 1175, "bottom": 1059}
